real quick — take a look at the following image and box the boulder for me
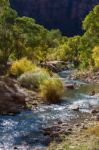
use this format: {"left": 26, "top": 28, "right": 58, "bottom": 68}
{"left": 0, "top": 77, "right": 26, "bottom": 114}
{"left": 90, "top": 109, "right": 99, "bottom": 114}
{"left": 40, "top": 61, "right": 68, "bottom": 72}
{"left": 65, "top": 84, "right": 75, "bottom": 89}
{"left": 69, "top": 104, "right": 79, "bottom": 111}
{"left": 90, "top": 90, "right": 95, "bottom": 96}
{"left": 95, "top": 113, "right": 99, "bottom": 121}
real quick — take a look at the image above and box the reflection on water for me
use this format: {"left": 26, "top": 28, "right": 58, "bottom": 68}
{"left": 0, "top": 70, "right": 99, "bottom": 149}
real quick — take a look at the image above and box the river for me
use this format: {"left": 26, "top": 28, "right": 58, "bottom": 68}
{"left": 0, "top": 70, "right": 99, "bottom": 150}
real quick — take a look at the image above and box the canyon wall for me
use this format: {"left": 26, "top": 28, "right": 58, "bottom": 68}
{"left": 10, "top": 0, "right": 99, "bottom": 36}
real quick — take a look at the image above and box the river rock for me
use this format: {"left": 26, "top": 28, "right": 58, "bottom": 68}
{"left": 80, "top": 123, "right": 88, "bottom": 130}
{"left": 65, "top": 83, "right": 75, "bottom": 89}
{"left": 64, "top": 130, "right": 72, "bottom": 135}
{"left": 90, "top": 109, "right": 99, "bottom": 114}
{"left": 90, "top": 90, "right": 95, "bottom": 96}
{"left": 13, "top": 147, "right": 18, "bottom": 149}
{"left": 69, "top": 104, "right": 79, "bottom": 111}
{"left": 58, "top": 120, "right": 63, "bottom": 124}
{"left": 40, "top": 61, "right": 68, "bottom": 72}
{"left": 0, "top": 77, "right": 26, "bottom": 114}
{"left": 95, "top": 113, "right": 99, "bottom": 121}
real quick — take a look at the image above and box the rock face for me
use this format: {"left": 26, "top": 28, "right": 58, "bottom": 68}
{"left": 0, "top": 77, "right": 43, "bottom": 115}
{"left": 0, "top": 77, "right": 27, "bottom": 114}
{"left": 10, "top": 0, "right": 99, "bottom": 36}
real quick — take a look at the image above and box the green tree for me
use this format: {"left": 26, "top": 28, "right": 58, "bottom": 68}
{"left": 0, "top": 3, "right": 17, "bottom": 64}
{"left": 83, "top": 5, "right": 99, "bottom": 48}
{"left": 13, "top": 17, "right": 48, "bottom": 61}
{"left": 79, "top": 5, "right": 99, "bottom": 68}
{"left": 92, "top": 46, "right": 99, "bottom": 68}
{"left": 64, "top": 36, "right": 81, "bottom": 67}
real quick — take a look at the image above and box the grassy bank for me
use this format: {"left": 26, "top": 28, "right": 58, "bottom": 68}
{"left": 47, "top": 122, "right": 99, "bottom": 150}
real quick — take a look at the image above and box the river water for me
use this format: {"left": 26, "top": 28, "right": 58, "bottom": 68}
{"left": 0, "top": 70, "right": 99, "bottom": 150}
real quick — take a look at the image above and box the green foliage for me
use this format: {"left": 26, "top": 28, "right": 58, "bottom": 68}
{"left": 83, "top": 5, "right": 99, "bottom": 39}
{"left": 46, "top": 29, "right": 62, "bottom": 48}
{"left": 9, "top": 58, "right": 37, "bottom": 77}
{"left": 0, "top": 4, "right": 17, "bottom": 64}
{"left": 13, "top": 16, "right": 47, "bottom": 60}
{"left": 19, "top": 69, "right": 50, "bottom": 90}
{"left": 0, "top": 2, "right": 99, "bottom": 71}
{"left": 40, "top": 77, "right": 64, "bottom": 103}
{"left": 78, "top": 5, "right": 99, "bottom": 69}
{"left": 0, "top": 0, "right": 9, "bottom": 9}
{"left": 0, "top": 1, "right": 48, "bottom": 63}
{"left": 82, "top": 5, "right": 99, "bottom": 48}
{"left": 92, "top": 46, "right": 99, "bottom": 68}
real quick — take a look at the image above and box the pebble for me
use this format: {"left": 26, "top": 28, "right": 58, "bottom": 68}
{"left": 14, "top": 147, "right": 18, "bottom": 149}
{"left": 96, "top": 113, "right": 99, "bottom": 121}
{"left": 91, "top": 109, "right": 98, "bottom": 114}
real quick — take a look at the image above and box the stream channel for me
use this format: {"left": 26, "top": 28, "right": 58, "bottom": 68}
{"left": 0, "top": 70, "right": 99, "bottom": 150}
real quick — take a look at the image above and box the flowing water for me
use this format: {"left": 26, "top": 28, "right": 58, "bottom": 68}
{"left": 0, "top": 70, "right": 99, "bottom": 150}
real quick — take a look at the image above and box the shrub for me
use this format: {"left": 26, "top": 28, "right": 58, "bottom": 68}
{"left": 9, "top": 58, "right": 38, "bottom": 77}
{"left": 18, "top": 70, "right": 50, "bottom": 90}
{"left": 92, "top": 46, "right": 99, "bottom": 69}
{"left": 40, "top": 77, "right": 64, "bottom": 103}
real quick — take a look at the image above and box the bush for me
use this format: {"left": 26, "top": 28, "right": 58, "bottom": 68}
{"left": 40, "top": 77, "right": 64, "bottom": 103}
{"left": 18, "top": 70, "right": 50, "bottom": 90}
{"left": 92, "top": 46, "right": 99, "bottom": 69}
{"left": 9, "top": 58, "right": 38, "bottom": 77}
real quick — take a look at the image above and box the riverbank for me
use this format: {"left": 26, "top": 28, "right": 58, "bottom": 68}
{"left": 45, "top": 69, "right": 99, "bottom": 150}
{"left": 47, "top": 120, "right": 99, "bottom": 150}
{"left": 0, "top": 68, "right": 99, "bottom": 149}
{"left": 71, "top": 69, "right": 99, "bottom": 84}
{"left": 0, "top": 76, "right": 43, "bottom": 115}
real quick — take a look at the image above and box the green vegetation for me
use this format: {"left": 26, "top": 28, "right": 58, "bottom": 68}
{"left": 0, "top": 1, "right": 99, "bottom": 148}
{"left": 10, "top": 58, "right": 63, "bottom": 103}
{"left": 19, "top": 69, "right": 50, "bottom": 90}
{"left": 0, "top": 1, "right": 99, "bottom": 71}
{"left": 0, "top": 1, "right": 99, "bottom": 103}
{"left": 17, "top": 63, "right": 64, "bottom": 103}
{"left": 9, "top": 57, "right": 63, "bottom": 103}
{"left": 40, "top": 77, "right": 64, "bottom": 103}
{"left": 92, "top": 46, "right": 99, "bottom": 69}
{"left": 47, "top": 124, "right": 99, "bottom": 150}
{"left": 9, "top": 58, "right": 37, "bottom": 77}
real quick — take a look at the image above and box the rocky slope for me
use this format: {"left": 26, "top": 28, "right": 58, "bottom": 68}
{"left": 10, "top": 0, "right": 99, "bottom": 36}
{"left": 0, "top": 77, "right": 42, "bottom": 115}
